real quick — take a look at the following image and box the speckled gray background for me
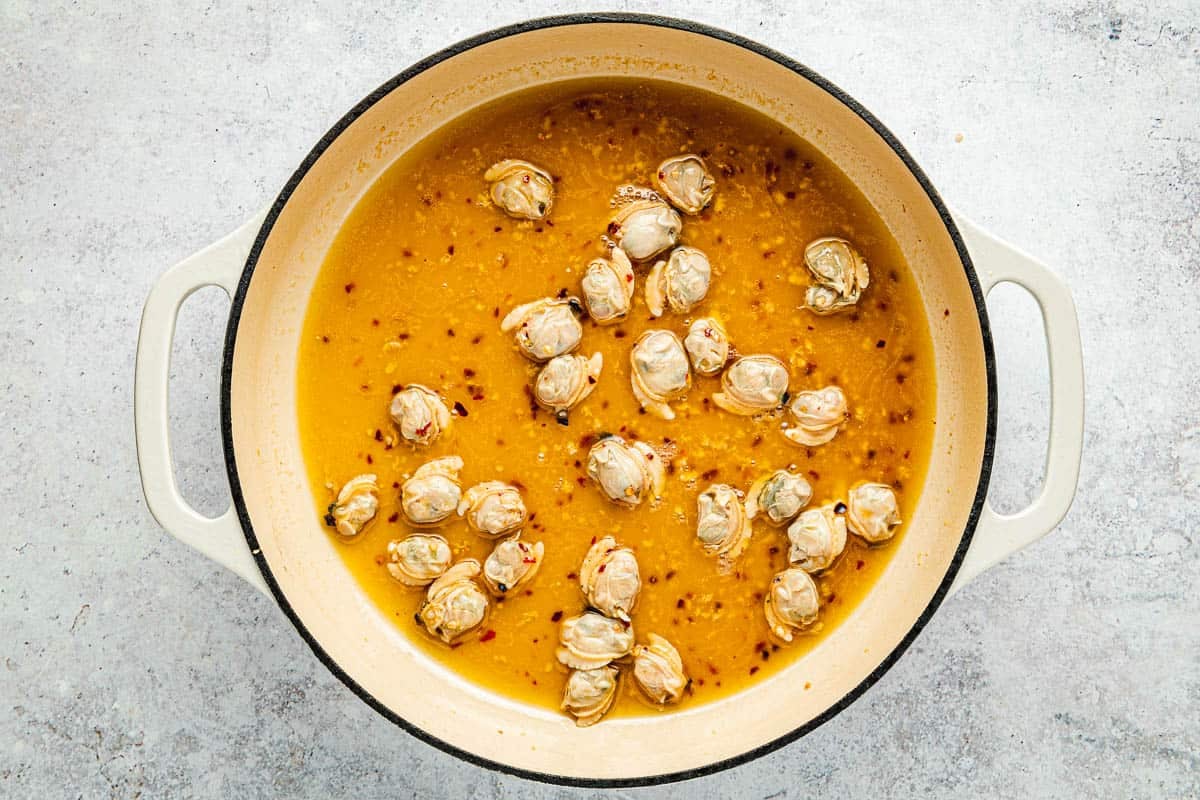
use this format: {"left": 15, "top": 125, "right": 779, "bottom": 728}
{"left": 2, "top": 1, "right": 1197, "bottom": 798}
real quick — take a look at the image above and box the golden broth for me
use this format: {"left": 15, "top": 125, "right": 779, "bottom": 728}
{"left": 296, "top": 79, "right": 936, "bottom": 717}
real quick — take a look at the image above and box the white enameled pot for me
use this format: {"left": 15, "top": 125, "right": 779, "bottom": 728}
{"left": 134, "top": 14, "right": 1083, "bottom": 787}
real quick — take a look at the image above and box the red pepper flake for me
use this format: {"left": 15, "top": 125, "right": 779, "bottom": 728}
{"left": 597, "top": 564, "right": 606, "bottom": 573}
{"left": 416, "top": 421, "right": 432, "bottom": 437}
{"left": 374, "top": 554, "right": 384, "bottom": 566}
{"left": 321, "top": 335, "right": 330, "bottom": 343}
{"left": 391, "top": 481, "right": 400, "bottom": 489}
{"left": 648, "top": 575, "right": 658, "bottom": 584}
{"left": 471, "top": 334, "right": 483, "bottom": 345}
{"left": 373, "top": 429, "right": 383, "bottom": 442}
{"left": 876, "top": 339, "right": 887, "bottom": 348}
{"left": 453, "top": 401, "right": 469, "bottom": 417}
{"left": 665, "top": 570, "right": 676, "bottom": 581}
{"left": 402, "top": 249, "right": 413, "bottom": 258}
{"left": 750, "top": 666, "right": 760, "bottom": 675}
{"left": 613, "top": 329, "right": 627, "bottom": 339}
{"left": 768, "top": 546, "right": 780, "bottom": 556}
{"left": 344, "top": 282, "right": 355, "bottom": 293}
{"left": 676, "top": 598, "right": 685, "bottom": 609}
{"left": 371, "top": 318, "right": 380, "bottom": 327}
{"left": 446, "top": 328, "right": 455, "bottom": 337}
{"left": 828, "top": 593, "right": 837, "bottom": 603}
{"left": 493, "top": 306, "right": 501, "bottom": 318}
{"left": 803, "top": 361, "right": 816, "bottom": 376}
{"left": 944, "top": 308, "right": 951, "bottom": 317}
{"left": 902, "top": 353, "right": 916, "bottom": 363}
{"left": 707, "top": 663, "right": 719, "bottom": 676}
{"left": 397, "top": 332, "right": 410, "bottom": 341}
{"left": 856, "top": 559, "right": 866, "bottom": 570}
{"left": 590, "top": 536, "right": 597, "bottom": 545}
{"left": 391, "top": 384, "right": 403, "bottom": 395}
{"left": 751, "top": 435, "right": 763, "bottom": 448}
{"left": 365, "top": 454, "right": 373, "bottom": 464}
{"left": 387, "top": 512, "right": 399, "bottom": 523}
{"left": 785, "top": 190, "right": 796, "bottom": 200}
{"left": 762, "top": 250, "right": 776, "bottom": 259}
{"left": 896, "top": 373, "right": 907, "bottom": 384}
{"left": 808, "top": 470, "right": 820, "bottom": 481}
{"left": 447, "top": 245, "right": 455, "bottom": 256}
{"left": 701, "top": 468, "right": 719, "bottom": 481}
{"left": 550, "top": 610, "right": 563, "bottom": 622}
{"left": 566, "top": 571, "right": 577, "bottom": 581}
{"left": 525, "top": 589, "right": 534, "bottom": 596}
{"left": 463, "top": 368, "right": 476, "bottom": 378}
{"left": 479, "top": 629, "right": 496, "bottom": 642}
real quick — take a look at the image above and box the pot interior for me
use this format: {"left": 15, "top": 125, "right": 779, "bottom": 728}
{"left": 226, "top": 18, "right": 990, "bottom": 781}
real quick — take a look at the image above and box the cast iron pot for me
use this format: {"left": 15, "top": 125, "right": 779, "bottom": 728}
{"left": 134, "top": 13, "right": 1084, "bottom": 787}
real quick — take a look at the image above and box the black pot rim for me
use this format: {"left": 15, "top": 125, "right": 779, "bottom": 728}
{"left": 219, "top": 11, "right": 997, "bottom": 789}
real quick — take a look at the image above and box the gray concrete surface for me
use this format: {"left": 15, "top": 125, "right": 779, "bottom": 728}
{"left": 2, "top": 1, "right": 1197, "bottom": 797}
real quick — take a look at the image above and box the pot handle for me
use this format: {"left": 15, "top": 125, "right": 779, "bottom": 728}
{"left": 134, "top": 211, "right": 270, "bottom": 596}
{"left": 947, "top": 214, "right": 1084, "bottom": 595}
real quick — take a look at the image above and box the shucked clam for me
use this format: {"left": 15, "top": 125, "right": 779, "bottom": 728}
{"left": 326, "top": 474, "right": 379, "bottom": 537}
{"left": 417, "top": 559, "right": 489, "bottom": 644}
{"left": 401, "top": 456, "right": 463, "bottom": 526}
{"left": 786, "top": 504, "right": 847, "bottom": 573}
{"left": 500, "top": 297, "right": 583, "bottom": 362}
{"left": 654, "top": 154, "right": 715, "bottom": 215}
{"left": 534, "top": 352, "right": 603, "bottom": 424}
{"left": 581, "top": 247, "right": 635, "bottom": 325}
{"left": 764, "top": 567, "right": 820, "bottom": 643}
{"left": 802, "top": 237, "right": 870, "bottom": 314}
{"left": 847, "top": 482, "right": 902, "bottom": 543}
{"left": 683, "top": 317, "right": 731, "bottom": 377}
{"left": 585, "top": 435, "right": 665, "bottom": 508}
{"left": 388, "top": 384, "right": 451, "bottom": 446}
{"left": 482, "top": 536, "right": 544, "bottom": 595}
{"left": 696, "top": 483, "right": 753, "bottom": 562}
{"left": 579, "top": 536, "right": 641, "bottom": 622}
{"left": 712, "top": 354, "right": 790, "bottom": 416}
{"left": 609, "top": 197, "right": 681, "bottom": 262}
{"left": 632, "top": 633, "right": 688, "bottom": 705}
{"left": 630, "top": 329, "right": 691, "bottom": 420}
{"left": 645, "top": 246, "right": 711, "bottom": 318}
{"left": 556, "top": 611, "right": 635, "bottom": 670}
{"left": 484, "top": 159, "right": 554, "bottom": 220}
{"left": 562, "top": 665, "right": 620, "bottom": 728}
{"left": 745, "top": 469, "right": 813, "bottom": 527}
{"left": 457, "top": 480, "right": 526, "bottom": 537}
{"left": 784, "top": 386, "right": 848, "bottom": 446}
{"left": 386, "top": 533, "right": 452, "bottom": 587}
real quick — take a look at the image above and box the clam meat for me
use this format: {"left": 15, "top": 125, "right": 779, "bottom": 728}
{"left": 632, "top": 633, "right": 688, "bottom": 705}
{"left": 388, "top": 384, "right": 451, "bottom": 446}
{"left": 457, "top": 480, "right": 526, "bottom": 537}
{"left": 609, "top": 197, "right": 681, "bottom": 262}
{"left": 417, "top": 559, "right": 489, "bottom": 644}
{"left": 581, "top": 247, "right": 635, "bottom": 324}
{"left": 745, "top": 469, "right": 812, "bottom": 527}
{"left": 847, "top": 482, "right": 902, "bottom": 543}
{"left": 326, "top": 474, "right": 379, "bottom": 537}
{"left": 534, "top": 352, "right": 603, "bottom": 424}
{"left": 683, "top": 317, "right": 731, "bottom": 377}
{"left": 712, "top": 354, "right": 790, "bottom": 416}
{"left": 696, "top": 483, "right": 752, "bottom": 562}
{"left": 482, "top": 536, "right": 544, "bottom": 595}
{"left": 484, "top": 159, "right": 554, "bottom": 220}
{"left": 561, "top": 665, "right": 620, "bottom": 727}
{"left": 630, "top": 329, "right": 691, "bottom": 420}
{"left": 500, "top": 297, "right": 583, "bottom": 362}
{"left": 386, "top": 534, "right": 453, "bottom": 587}
{"left": 802, "top": 237, "right": 870, "bottom": 314}
{"left": 783, "top": 386, "right": 848, "bottom": 446}
{"left": 654, "top": 154, "right": 715, "bottom": 215}
{"left": 786, "top": 504, "right": 847, "bottom": 573}
{"left": 764, "top": 567, "right": 820, "bottom": 643}
{"left": 579, "top": 536, "right": 641, "bottom": 622}
{"left": 401, "top": 456, "right": 464, "bottom": 526}
{"left": 645, "top": 246, "right": 711, "bottom": 317}
{"left": 556, "top": 611, "right": 635, "bottom": 670}
{"left": 585, "top": 435, "right": 666, "bottom": 508}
